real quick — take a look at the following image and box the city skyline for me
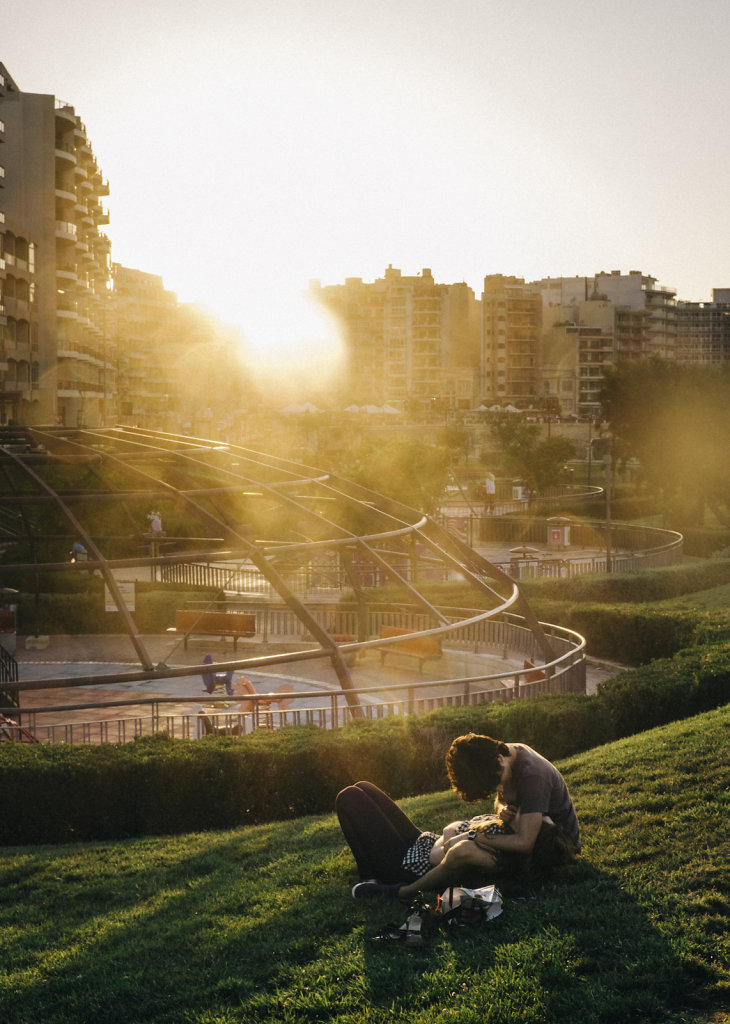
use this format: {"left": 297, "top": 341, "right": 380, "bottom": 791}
{"left": 5, "top": 0, "right": 730, "bottom": 370}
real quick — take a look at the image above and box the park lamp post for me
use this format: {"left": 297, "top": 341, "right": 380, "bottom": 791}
{"left": 591, "top": 433, "right": 613, "bottom": 572}
{"left": 604, "top": 441, "right": 613, "bottom": 573}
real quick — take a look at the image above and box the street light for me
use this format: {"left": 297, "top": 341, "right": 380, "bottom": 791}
{"left": 604, "top": 445, "right": 612, "bottom": 573}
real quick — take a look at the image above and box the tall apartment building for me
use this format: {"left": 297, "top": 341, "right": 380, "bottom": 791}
{"left": 0, "top": 63, "right": 113, "bottom": 426}
{"left": 312, "top": 266, "right": 480, "bottom": 410}
{"left": 112, "top": 265, "right": 181, "bottom": 428}
{"left": 676, "top": 290, "right": 730, "bottom": 364}
{"left": 480, "top": 275, "right": 542, "bottom": 407}
{"left": 541, "top": 299, "right": 615, "bottom": 418}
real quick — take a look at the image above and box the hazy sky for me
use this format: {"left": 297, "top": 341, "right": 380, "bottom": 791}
{"left": 4, "top": 0, "right": 730, "bottom": 353}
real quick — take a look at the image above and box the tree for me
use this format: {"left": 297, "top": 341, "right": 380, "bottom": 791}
{"left": 338, "top": 436, "right": 451, "bottom": 514}
{"left": 489, "top": 414, "right": 575, "bottom": 496}
{"left": 598, "top": 358, "right": 730, "bottom": 526}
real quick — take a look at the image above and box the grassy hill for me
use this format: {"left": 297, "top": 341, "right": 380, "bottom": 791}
{"left": 1, "top": 705, "right": 728, "bottom": 1024}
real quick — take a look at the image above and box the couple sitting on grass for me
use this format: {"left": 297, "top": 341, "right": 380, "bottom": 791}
{"left": 336, "top": 733, "right": 580, "bottom": 900}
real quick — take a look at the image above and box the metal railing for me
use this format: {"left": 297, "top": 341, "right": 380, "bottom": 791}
{"left": 6, "top": 611, "right": 586, "bottom": 745}
{"left": 438, "top": 514, "right": 683, "bottom": 575}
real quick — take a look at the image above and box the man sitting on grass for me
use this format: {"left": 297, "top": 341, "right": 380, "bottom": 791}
{"left": 338, "top": 733, "right": 579, "bottom": 899}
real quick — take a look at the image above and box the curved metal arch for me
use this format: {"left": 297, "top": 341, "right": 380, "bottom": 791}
{"left": 0, "top": 426, "right": 559, "bottom": 711}
{"left": 30, "top": 426, "right": 364, "bottom": 711}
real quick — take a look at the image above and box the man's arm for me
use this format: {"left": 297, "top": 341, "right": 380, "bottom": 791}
{"left": 473, "top": 811, "right": 542, "bottom": 854}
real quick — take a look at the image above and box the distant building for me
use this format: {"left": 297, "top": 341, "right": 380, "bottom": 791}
{"left": 531, "top": 270, "right": 676, "bottom": 363}
{"left": 676, "top": 290, "right": 730, "bottom": 365}
{"left": 111, "top": 265, "right": 181, "bottom": 427}
{"left": 0, "top": 62, "right": 113, "bottom": 426}
{"left": 541, "top": 300, "right": 615, "bottom": 418}
{"left": 312, "top": 266, "right": 480, "bottom": 411}
{"left": 480, "top": 275, "right": 542, "bottom": 408}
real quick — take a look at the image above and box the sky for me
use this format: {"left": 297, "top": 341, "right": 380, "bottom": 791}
{"left": 4, "top": 0, "right": 730, "bottom": 366}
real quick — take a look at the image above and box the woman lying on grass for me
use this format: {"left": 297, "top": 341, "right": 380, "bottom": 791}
{"left": 336, "top": 780, "right": 575, "bottom": 900}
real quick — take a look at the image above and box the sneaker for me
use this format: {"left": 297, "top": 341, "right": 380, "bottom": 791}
{"left": 352, "top": 880, "right": 401, "bottom": 899}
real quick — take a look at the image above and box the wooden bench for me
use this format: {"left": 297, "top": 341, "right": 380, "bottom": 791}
{"left": 379, "top": 625, "right": 442, "bottom": 671}
{"left": 169, "top": 610, "right": 256, "bottom": 650}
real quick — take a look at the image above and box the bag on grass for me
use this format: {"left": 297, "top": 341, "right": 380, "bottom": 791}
{"left": 437, "top": 884, "right": 503, "bottom": 927}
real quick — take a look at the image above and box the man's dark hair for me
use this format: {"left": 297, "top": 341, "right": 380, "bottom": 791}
{"left": 445, "top": 733, "right": 510, "bottom": 802}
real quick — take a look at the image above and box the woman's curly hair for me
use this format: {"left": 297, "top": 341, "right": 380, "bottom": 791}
{"left": 445, "top": 733, "right": 510, "bottom": 802}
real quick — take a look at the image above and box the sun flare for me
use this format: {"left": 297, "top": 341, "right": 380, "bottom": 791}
{"left": 228, "top": 288, "right": 346, "bottom": 392}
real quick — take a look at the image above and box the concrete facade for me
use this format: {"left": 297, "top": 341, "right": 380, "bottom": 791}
{"left": 311, "top": 265, "right": 480, "bottom": 410}
{"left": 0, "top": 63, "right": 113, "bottom": 426}
{"left": 112, "top": 264, "right": 181, "bottom": 427}
{"left": 480, "top": 275, "right": 542, "bottom": 407}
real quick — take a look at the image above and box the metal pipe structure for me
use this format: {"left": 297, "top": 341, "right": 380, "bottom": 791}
{"left": 0, "top": 425, "right": 578, "bottom": 718}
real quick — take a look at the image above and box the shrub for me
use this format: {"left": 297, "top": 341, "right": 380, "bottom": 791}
{"left": 594, "top": 644, "right": 730, "bottom": 739}
{"left": 520, "top": 557, "right": 730, "bottom": 605}
{"left": 680, "top": 526, "right": 730, "bottom": 558}
{"left": 15, "top": 584, "right": 219, "bottom": 634}
{"left": 533, "top": 604, "right": 702, "bottom": 664}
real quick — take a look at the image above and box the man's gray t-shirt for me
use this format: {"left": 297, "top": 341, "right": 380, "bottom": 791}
{"left": 503, "top": 743, "right": 581, "bottom": 851}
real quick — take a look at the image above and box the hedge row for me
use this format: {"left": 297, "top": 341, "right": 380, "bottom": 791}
{"left": 374, "top": 561, "right": 730, "bottom": 666}
{"left": 1, "top": 642, "right": 728, "bottom": 845}
{"left": 526, "top": 601, "right": 730, "bottom": 665}
{"left": 14, "top": 583, "right": 219, "bottom": 635}
{"left": 519, "top": 556, "right": 730, "bottom": 605}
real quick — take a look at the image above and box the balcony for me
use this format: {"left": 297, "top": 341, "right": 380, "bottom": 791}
{"left": 55, "top": 144, "right": 76, "bottom": 165}
{"left": 56, "top": 220, "right": 77, "bottom": 242}
{"left": 55, "top": 99, "right": 77, "bottom": 118}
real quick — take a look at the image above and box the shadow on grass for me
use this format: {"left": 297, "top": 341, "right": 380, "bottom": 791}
{"left": 356, "top": 860, "right": 715, "bottom": 1023}
{"left": 0, "top": 821, "right": 720, "bottom": 1024}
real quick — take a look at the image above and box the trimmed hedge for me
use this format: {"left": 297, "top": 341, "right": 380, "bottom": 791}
{"left": 15, "top": 583, "right": 219, "bottom": 635}
{"left": 519, "top": 557, "right": 730, "bottom": 605}
{"left": 523, "top": 601, "right": 718, "bottom": 664}
{"left": 1, "top": 642, "right": 728, "bottom": 845}
{"left": 364, "top": 562, "right": 730, "bottom": 665}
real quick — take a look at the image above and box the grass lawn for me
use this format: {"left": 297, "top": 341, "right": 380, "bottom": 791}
{"left": 1, "top": 706, "right": 728, "bottom": 1024}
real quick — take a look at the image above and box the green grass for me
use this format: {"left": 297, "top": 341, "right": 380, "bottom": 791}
{"left": 1, "top": 708, "right": 728, "bottom": 1024}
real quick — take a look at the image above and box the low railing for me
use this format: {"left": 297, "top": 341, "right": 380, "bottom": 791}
{"left": 439, "top": 514, "right": 683, "bottom": 575}
{"left": 161, "top": 516, "right": 683, "bottom": 595}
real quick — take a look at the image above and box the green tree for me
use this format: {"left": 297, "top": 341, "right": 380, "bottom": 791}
{"left": 489, "top": 414, "right": 575, "bottom": 495}
{"left": 599, "top": 358, "right": 730, "bottom": 526}
{"left": 338, "top": 436, "right": 451, "bottom": 514}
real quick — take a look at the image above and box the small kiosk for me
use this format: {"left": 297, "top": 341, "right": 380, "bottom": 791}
{"left": 547, "top": 516, "right": 572, "bottom": 552}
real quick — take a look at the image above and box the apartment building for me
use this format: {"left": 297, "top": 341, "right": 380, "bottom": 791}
{"left": 111, "top": 265, "right": 183, "bottom": 428}
{"left": 0, "top": 65, "right": 40, "bottom": 426}
{"left": 532, "top": 271, "right": 676, "bottom": 362}
{"left": 312, "top": 266, "right": 480, "bottom": 410}
{"left": 0, "top": 62, "right": 113, "bottom": 426}
{"left": 480, "top": 275, "right": 542, "bottom": 408}
{"left": 541, "top": 299, "right": 615, "bottom": 418}
{"left": 676, "top": 290, "right": 730, "bottom": 364}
